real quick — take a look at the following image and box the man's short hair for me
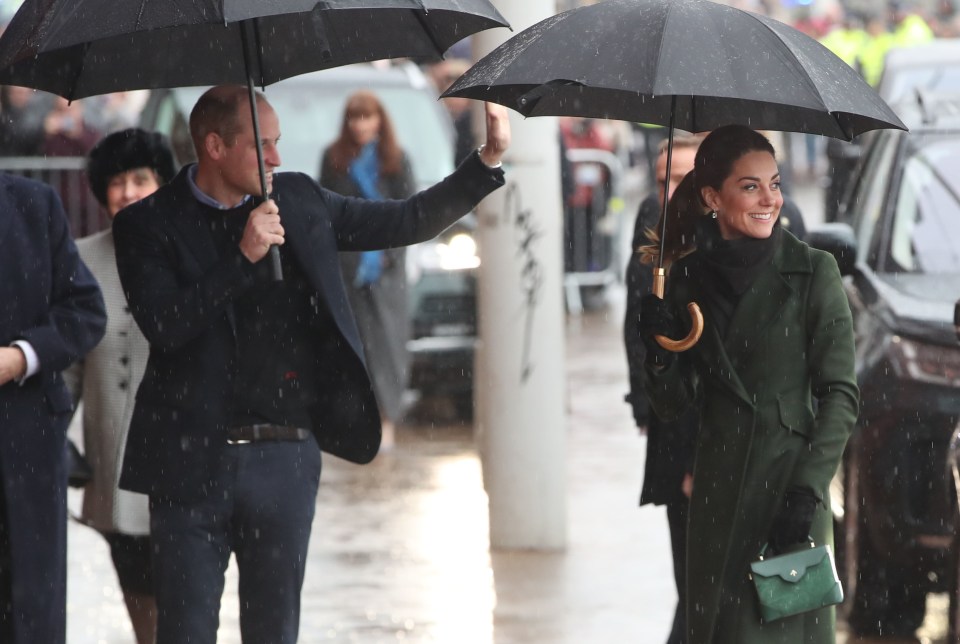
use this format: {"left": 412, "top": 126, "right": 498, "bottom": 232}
{"left": 189, "top": 86, "right": 266, "bottom": 153}
{"left": 86, "top": 128, "right": 176, "bottom": 206}
{"left": 657, "top": 131, "right": 707, "bottom": 155}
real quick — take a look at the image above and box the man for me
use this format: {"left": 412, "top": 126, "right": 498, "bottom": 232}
{"left": 112, "top": 85, "right": 510, "bottom": 643}
{"left": 65, "top": 128, "right": 177, "bottom": 644}
{"left": 0, "top": 174, "right": 106, "bottom": 643}
{"left": 623, "top": 133, "right": 702, "bottom": 644}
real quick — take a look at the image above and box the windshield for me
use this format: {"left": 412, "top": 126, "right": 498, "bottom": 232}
{"left": 169, "top": 72, "right": 454, "bottom": 190}
{"left": 884, "top": 67, "right": 960, "bottom": 105}
{"left": 885, "top": 133, "right": 960, "bottom": 274}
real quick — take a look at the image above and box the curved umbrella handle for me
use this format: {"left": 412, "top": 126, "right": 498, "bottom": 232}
{"left": 652, "top": 268, "right": 703, "bottom": 352}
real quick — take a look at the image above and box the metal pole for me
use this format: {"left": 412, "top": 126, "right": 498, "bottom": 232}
{"left": 240, "top": 20, "right": 283, "bottom": 281}
{"left": 474, "top": 0, "right": 566, "bottom": 550}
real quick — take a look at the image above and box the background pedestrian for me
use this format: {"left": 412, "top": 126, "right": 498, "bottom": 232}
{"left": 64, "top": 127, "right": 177, "bottom": 644}
{"left": 319, "top": 91, "right": 415, "bottom": 450}
{"left": 0, "top": 173, "right": 106, "bottom": 643}
{"left": 624, "top": 131, "right": 703, "bottom": 644}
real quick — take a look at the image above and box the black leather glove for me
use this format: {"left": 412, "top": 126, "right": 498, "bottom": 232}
{"left": 768, "top": 486, "right": 819, "bottom": 553}
{"left": 637, "top": 293, "right": 680, "bottom": 368}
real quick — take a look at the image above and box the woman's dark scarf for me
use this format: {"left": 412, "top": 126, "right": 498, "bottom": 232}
{"left": 694, "top": 215, "right": 782, "bottom": 338}
{"left": 348, "top": 141, "right": 384, "bottom": 286}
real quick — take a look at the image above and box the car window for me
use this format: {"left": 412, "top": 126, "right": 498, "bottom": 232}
{"left": 884, "top": 135, "right": 960, "bottom": 274}
{"left": 883, "top": 68, "right": 960, "bottom": 106}
{"left": 848, "top": 131, "right": 898, "bottom": 266}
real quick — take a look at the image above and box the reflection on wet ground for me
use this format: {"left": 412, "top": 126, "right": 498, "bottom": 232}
{"left": 66, "top": 300, "right": 949, "bottom": 643}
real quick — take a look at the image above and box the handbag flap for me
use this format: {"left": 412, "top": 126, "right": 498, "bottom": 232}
{"left": 750, "top": 545, "right": 832, "bottom": 583}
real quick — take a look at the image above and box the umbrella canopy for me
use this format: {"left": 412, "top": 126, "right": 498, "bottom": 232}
{"left": 0, "top": 0, "right": 508, "bottom": 279}
{"left": 0, "top": 0, "right": 509, "bottom": 100}
{"left": 443, "top": 0, "right": 904, "bottom": 141}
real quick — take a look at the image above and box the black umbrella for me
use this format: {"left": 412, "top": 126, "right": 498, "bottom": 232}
{"left": 443, "top": 0, "right": 905, "bottom": 350}
{"left": 0, "top": 0, "right": 509, "bottom": 279}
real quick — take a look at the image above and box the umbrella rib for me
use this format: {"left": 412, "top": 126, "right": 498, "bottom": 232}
{"left": 65, "top": 42, "right": 90, "bottom": 100}
{"left": 135, "top": 0, "right": 147, "bottom": 29}
{"left": 412, "top": 9, "right": 445, "bottom": 58}
{"left": 744, "top": 11, "right": 829, "bottom": 116}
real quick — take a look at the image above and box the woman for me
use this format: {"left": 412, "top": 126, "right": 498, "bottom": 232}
{"left": 319, "top": 91, "right": 415, "bottom": 449}
{"left": 64, "top": 128, "right": 176, "bottom": 644}
{"left": 637, "top": 125, "right": 858, "bottom": 643}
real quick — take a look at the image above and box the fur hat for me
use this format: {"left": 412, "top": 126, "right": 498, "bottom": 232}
{"left": 86, "top": 128, "right": 176, "bottom": 207}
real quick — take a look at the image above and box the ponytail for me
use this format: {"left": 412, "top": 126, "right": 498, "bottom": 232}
{"left": 638, "top": 171, "right": 706, "bottom": 269}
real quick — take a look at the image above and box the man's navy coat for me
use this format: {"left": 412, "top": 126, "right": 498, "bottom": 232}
{"left": 114, "top": 152, "right": 503, "bottom": 500}
{"left": 0, "top": 174, "right": 105, "bottom": 643}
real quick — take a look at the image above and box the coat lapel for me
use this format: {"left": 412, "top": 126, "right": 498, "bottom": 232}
{"left": 169, "top": 206, "right": 219, "bottom": 274}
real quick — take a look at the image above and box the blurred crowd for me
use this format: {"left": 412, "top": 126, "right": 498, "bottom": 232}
{"left": 0, "top": 88, "right": 148, "bottom": 158}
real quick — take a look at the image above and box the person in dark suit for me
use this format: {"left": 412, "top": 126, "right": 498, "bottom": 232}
{"left": 112, "top": 85, "right": 510, "bottom": 644}
{"left": 0, "top": 174, "right": 106, "bottom": 643}
{"left": 624, "top": 133, "right": 702, "bottom": 644}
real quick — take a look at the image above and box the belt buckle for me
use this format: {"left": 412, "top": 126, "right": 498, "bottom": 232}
{"left": 227, "top": 437, "right": 252, "bottom": 445}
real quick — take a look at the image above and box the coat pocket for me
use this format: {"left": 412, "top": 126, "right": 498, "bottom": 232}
{"left": 778, "top": 397, "right": 815, "bottom": 440}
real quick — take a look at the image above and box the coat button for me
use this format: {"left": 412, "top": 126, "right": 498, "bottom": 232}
{"left": 119, "top": 356, "right": 129, "bottom": 366}
{"left": 119, "top": 381, "right": 128, "bottom": 390}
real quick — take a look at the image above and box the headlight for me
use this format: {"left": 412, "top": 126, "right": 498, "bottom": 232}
{"left": 437, "top": 233, "right": 480, "bottom": 270}
{"left": 415, "top": 232, "right": 480, "bottom": 272}
{"left": 889, "top": 335, "right": 960, "bottom": 386}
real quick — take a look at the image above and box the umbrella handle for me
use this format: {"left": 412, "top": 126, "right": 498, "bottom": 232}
{"left": 652, "top": 268, "right": 703, "bottom": 352}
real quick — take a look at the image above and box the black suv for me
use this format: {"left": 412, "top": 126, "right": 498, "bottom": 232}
{"left": 809, "top": 92, "right": 960, "bottom": 637}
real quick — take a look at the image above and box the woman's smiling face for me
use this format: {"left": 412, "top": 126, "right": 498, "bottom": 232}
{"left": 701, "top": 150, "right": 782, "bottom": 240}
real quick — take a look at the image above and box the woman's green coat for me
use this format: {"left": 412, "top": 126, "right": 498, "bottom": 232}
{"left": 645, "top": 231, "right": 859, "bottom": 643}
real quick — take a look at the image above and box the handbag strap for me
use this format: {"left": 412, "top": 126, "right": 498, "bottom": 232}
{"left": 757, "top": 537, "right": 815, "bottom": 561}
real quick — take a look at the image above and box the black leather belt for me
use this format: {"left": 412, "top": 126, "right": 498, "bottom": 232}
{"left": 226, "top": 424, "right": 311, "bottom": 445}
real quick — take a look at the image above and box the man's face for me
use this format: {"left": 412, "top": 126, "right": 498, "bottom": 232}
{"left": 217, "top": 100, "right": 281, "bottom": 198}
{"left": 106, "top": 167, "right": 161, "bottom": 218}
{"left": 656, "top": 145, "right": 697, "bottom": 207}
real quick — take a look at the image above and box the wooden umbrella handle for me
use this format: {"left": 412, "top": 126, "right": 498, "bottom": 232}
{"left": 652, "top": 268, "right": 704, "bottom": 352}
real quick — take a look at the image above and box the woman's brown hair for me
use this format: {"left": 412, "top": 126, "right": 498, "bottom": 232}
{"left": 325, "top": 90, "right": 404, "bottom": 176}
{"left": 640, "top": 125, "right": 776, "bottom": 268}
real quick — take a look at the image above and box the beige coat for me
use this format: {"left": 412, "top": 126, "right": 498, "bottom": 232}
{"left": 64, "top": 229, "right": 150, "bottom": 535}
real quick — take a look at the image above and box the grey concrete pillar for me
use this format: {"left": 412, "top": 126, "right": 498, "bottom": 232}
{"left": 471, "top": 0, "right": 567, "bottom": 550}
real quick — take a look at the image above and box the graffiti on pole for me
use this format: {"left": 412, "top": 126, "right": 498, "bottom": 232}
{"left": 503, "top": 182, "right": 544, "bottom": 383}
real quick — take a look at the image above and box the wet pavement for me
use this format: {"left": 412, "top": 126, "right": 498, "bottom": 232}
{"left": 64, "top": 154, "right": 951, "bottom": 642}
{"left": 64, "top": 296, "right": 952, "bottom": 643}
{"left": 65, "top": 301, "right": 675, "bottom": 642}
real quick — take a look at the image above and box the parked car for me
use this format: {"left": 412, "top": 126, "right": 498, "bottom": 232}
{"left": 137, "top": 62, "right": 482, "bottom": 416}
{"left": 824, "top": 39, "right": 960, "bottom": 223}
{"left": 808, "top": 91, "right": 960, "bottom": 637}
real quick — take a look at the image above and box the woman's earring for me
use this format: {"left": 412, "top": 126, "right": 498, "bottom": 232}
{"left": 709, "top": 210, "right": 718, "bottom": 219}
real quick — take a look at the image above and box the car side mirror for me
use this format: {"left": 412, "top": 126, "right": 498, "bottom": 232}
{"left": 805, "top": 223, "right": 858, "bottom": 277}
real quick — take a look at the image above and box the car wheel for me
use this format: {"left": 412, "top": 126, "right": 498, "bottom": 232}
{"left": 845, "top": 442, "right": 927, "bottom": 637}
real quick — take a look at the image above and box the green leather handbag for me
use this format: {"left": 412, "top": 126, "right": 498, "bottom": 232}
{"left": 749, "top": 540, "right": 844, "bottom": 624}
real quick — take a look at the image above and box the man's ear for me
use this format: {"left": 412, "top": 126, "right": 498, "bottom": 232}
{"left": 204, "top": 132, "right": 224, "bottom": 160}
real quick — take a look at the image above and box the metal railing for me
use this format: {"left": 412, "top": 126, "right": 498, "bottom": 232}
{"left": 563, "top": 147, "right": 626, "bottom": 315}
{"left": 0, "top": 156, "right": 106, "bottom": 238}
